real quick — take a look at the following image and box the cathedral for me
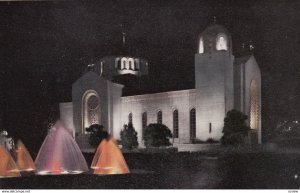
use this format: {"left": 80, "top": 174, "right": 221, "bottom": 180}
{"left": 59, "top": 24, "right": 261, "bottom": 152}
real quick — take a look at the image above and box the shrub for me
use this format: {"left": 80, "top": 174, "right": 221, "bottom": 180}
{"left": 191, "top": 138, "right": 205, "bottom": 144}
{"left": 221, "top": 109, "right": 250, "bottom": 145}
{"left": 206, "top": 138, "right": 219, "bottom": 143}
{"left": 120, "top": 123, "right": 138, "bottom": 150}
{"left": 86, "top": 124, "right": 109, "bottom": 148}
{"left": 143, "top": 123, "right": 172, "bottom": 147}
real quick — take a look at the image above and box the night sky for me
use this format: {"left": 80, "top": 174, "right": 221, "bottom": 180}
{"left": 0, "top": 0, "right": 299, "bottom": 151}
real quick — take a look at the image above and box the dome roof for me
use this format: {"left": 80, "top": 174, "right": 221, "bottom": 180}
{"left": 198, "top": 24, "right": 232, "bottom": 54}
{"left": 201, "top": 24, "right": 230, "bottom": 37}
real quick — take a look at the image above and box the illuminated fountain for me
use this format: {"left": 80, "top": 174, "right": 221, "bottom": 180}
{"left": 91, "top": 137, "right": 130, "bottom": 175}
{"left": 0, "top": 145, "right": 20, "bottom": 178}
{"left": 35, "top": 122, "right": 88, "bottom": 175}
{"left": 15, "top": 140, "right": 35, "bottom": 172}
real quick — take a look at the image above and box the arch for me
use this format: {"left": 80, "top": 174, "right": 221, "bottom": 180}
{"left": 128, "top": 58, "right": 135, "bottom": 70}
{"left": 199, "top": 37, "right": 204, "bottom": 54}
{"left": 250, "top": 80, "right": 259, "bottom": 129}
{"left": 129, "top": 61, "right": 132, "bottom": 70}
{"left": 173, "top": 110, "right": 179, "bottom": 138}
{"left": 190, "top": 108, "right": 196, "bottom": 140}
{"left": 216, "top": 33, "right": 228, "bottom": 51}
{"left": 82, "top": 90, "right": 100, "bottom": 133}
{"left": 128, "top": 113, "right": 132, "bottom": 124}
{"left": 157, "top": 110, "right": 162, "bottom": 124}
{"left": 117, "top": 59, "right": 121, "bottom": 70}
{"left": 121, "top": 57, "right": 127, "bottom": 69}
{"left": 142, "top": 112, "right": 147, "bottom": 139}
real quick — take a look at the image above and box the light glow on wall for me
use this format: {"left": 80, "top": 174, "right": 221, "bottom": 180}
{"left": 199, "top": 37, "right": 204, "bottom": 53}
{"left": 216, "top": 33, "right": 228, "bottom": 51}
{"left": 250, "top": 80, "right": 259, "bottom": 129}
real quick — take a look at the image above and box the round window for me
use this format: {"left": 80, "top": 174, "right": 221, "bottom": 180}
{"left": 87, "top": 95, "right": 99, "bottom": 110}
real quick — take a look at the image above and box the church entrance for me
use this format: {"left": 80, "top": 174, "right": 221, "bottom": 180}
{"left": 82, "top": 91, "right": 100, "bottom": 133}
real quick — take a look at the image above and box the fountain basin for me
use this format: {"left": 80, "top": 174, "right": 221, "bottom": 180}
{"left": 0, "top": 170, "right": 158, "bottom": 189}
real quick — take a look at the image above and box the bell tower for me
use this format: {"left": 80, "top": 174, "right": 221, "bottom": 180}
{"left": 194, "top": 24, "right": 235, "bottom": 141}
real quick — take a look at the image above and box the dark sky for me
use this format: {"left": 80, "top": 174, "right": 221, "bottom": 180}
{"left": 0, "top": 0, "right": 299, "bottom": 150}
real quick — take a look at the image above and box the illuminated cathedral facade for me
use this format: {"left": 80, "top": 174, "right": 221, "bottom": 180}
{"left": 59, "top": 24, "right": 261, "bottom": 152}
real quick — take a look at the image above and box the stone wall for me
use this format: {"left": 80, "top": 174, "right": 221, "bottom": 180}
{"left": 59, "top": 102, "right": 75, "bottom": 137}
{"left": 118, "top": 89, "right": 196, "bottom": 146}
{"left": 195, "top": 51, "right": 234, "bottom": 141}
{"left": 174, "top": 143, "right": 221, "bottom": 152}
{"left": 243, "top": 56, "right": 262, "bottom": 143}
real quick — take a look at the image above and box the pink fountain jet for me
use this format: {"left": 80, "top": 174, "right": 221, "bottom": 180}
{"left": 35, "top": 121, "right": 88, "bottom": 175}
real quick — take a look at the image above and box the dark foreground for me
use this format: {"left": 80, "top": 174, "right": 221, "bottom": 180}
{"left": 0, "top": 171, "right": 158, "bottom": 189}
{"left": 1, "top": 152, "right": 300, "bottom": 189}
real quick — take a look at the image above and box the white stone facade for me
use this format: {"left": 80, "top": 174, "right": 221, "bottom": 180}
{"left": 59, "top": 24, "right": 262, "bottom": 151}
{"left": 120, "top": 89, "right": 196, "bottom": 146}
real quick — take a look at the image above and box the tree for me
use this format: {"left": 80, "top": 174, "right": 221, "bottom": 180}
{"left": 221, "top": 109, "right": 250, "bottom": 145}
{"left": 120, "top": 122, "right": 138, "bottom": 150}
{"left": 86, "top": 124, "right": 109, "bottom": 148}
{"left": 143, "top": 123, "right": 172, "bottom": 147}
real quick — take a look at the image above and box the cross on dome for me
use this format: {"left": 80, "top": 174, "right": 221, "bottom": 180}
{"left": 122, "top": 32, "right": 126, "bottom": 48}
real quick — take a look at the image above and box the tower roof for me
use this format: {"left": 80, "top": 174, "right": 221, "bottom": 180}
{"left": 198, "top": 24, "right": 232, "bottom": 54}
{"left": 201, "top": 24, "right": 230, "bottom": 36}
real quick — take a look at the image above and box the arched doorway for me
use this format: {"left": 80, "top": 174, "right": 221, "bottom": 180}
{"left": 250, "top": 80, "right": 259, "bottom": 129}
{"left": 82, "top": 91, "right": 100, "bottom": 133}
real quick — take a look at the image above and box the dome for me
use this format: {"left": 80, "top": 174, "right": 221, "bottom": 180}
{"left": 86, "top": 55, "right": 149, "bottom": 80}
{"left": 198, "top": 24, "right": 232, "bottom": 54}
{"left": 85, "top": 31, "right": 149, "bottom": 79}
{"left": 201, "top": 24, "right": 230, "bottom": 36}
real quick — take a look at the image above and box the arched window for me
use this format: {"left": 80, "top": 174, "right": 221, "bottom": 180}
{"left": 216, "top": 33, "right": 228, "bottom": 51}
{"left": 250, "top": 80, "right": 259, "bottom": 129}
{"left": 117, "top": 60, "right": 121, "bottom": 70}
{"left": 121, "top": 58, "right": 127, "bottom": 70}
{"left": 128, "top": 113, "right": 132, "bottom": 124}
{"left": 82, "top": 91, "right": 100, "bottom": 133}
{"left": 190, "top": 108, "right": 196, "bottom": 140}
{"left": 128, "top": 58, "right": 135, "bottom": 70}
{"left": 199, "top": 37, "right": 204, "bottom": 54}
{"left": 142, "top": 112, "right": 147, "bottom": 139}
{"left": 129, "top": 61, "right": 132, "bottom": 70}
{"left": 173, "top": 110, "right": 179, "bottom": 138}
{"left": 157, "top": 111, "right": 162, "bottom": 124}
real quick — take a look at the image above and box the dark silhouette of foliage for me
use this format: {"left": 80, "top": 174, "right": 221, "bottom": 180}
{"left": 144, "top": 123, "right": 172, "bottom": 147}
{"left": 221, "top": 109, "right": 250, "bottom": 145}
{"left": 86, "top": 124, "right": 109, "bottom": 148}
{"left": 206, "top": 138, "right": 219, "bottom": 143}
{"left": 120, "top": 122, "right": 139, "bottom": 150}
